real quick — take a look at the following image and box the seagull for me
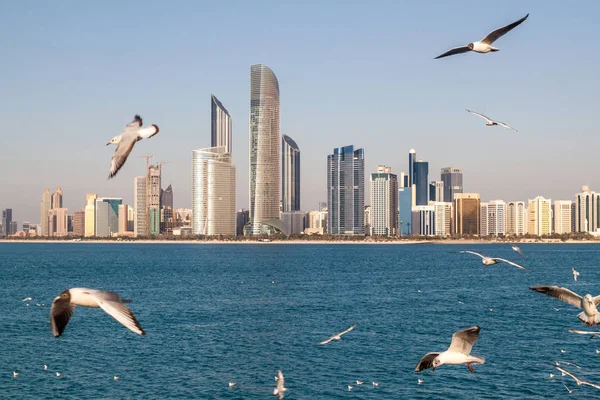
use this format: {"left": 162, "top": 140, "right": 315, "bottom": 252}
{"left": 415, "top": 326, "right": 485, "bottom": 373}
{"left": 22, "top": 297, "right": 32, "bottom": 301}
{"left": 372, "top": 381, "right": 379, "bottom": 387}
{"left": 460, "top": 251, "right": 530, "bottom": 271}
{"left": 530, "top": 286, "right": 600, "bottom": 325}
{"left": 356, "top": 380, "right": 363, "bottom": 385}
{"left": 106, "top": 115, "right": 159, "bottom": 179}
{"left": 435, "top": 14, "right": 529, "bottom": 59}
{"left": 114, "top": 376, "right": 120, "bottom": 381}
{"left": 318, "top": 323, "right": 356, "bottom": 345}
{"left": 569, "top": 329, "right": 600, "bottom": 340}
{"left": 573, "top": 268, "right": 580, "bottom": 281}
{"left": 228, "top": 382, "right": 237, "bottom": 387}
{"left": 564, "top": 384, "right": 575, "bottom": 394}
{"left": 561, "top": 349, "right": 567, "bottom": 354}
{"left": 556, "top": 366, "right": 600, "bottom": 390}
{"left": 50, "top": 288, "right": 145, "bottom": 337}
{"left": 44, "top": 365, "right": 48, "bottom": 370}
{"left": 553, "top": 307, "right": 561, "bottom": 312}
{"left": 13, "top": 371, "right": 19, "bottom": 378}
{"left": 489, "top": 308, "right": 494, "bottom": 312}
{"left": 273, "top": 370, "right": 287, "bottom": 399}
{"left": 56, "top": 372, "right": 61, "bottom": 377}
{"left": 347, "top": 385, "right": 353, "bottom": 391}
{"left": 466, "top": 109, "right": 518, "bottom": 132}
{"left": 418, "top": 379, "right": 424, "bottom": 385}
{"left": 549, "top": 373, "right": 555, "bottom": 378}
{"left": 511, "top": 245, "right": 525, "bottom": 258}
{"left": 596, "top": 350, "right": 600, "bottom": 354}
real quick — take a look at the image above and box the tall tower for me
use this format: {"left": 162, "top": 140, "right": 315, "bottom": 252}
{"left": 211, "top": 94, "right": 232, "bottom": 153}
{"left": 441, "top": 167, "right": 463, "bottom": 203}
{"left": 134, "top": 176, "right": 147, "bottom": 237}
{"left": 40, "top": 188, "right": 51, "bottom": 236}
{"left": 414, "top": 160, "right": 429, "bottom": 206}
{"left": 147, "top": 164, "right": 161, "bottom": 236}
{"left": 408, "top": 149, "right": 416, "bottom": 187}
{"left": 84, "top": 193, "right": 97, "bottom": 237}
{"left": 51, "top": 187, "right": 63, "bottom": 209}
{"left": 281, "top": 134, "right": 301, "bottom": 212}
{"left": 370, "top": 166, "right": 398, "bottom": 236}
{"left": 249, "top": 64, "right": 281, "bottom": 234}
{"left": 327, "top": 145, "right": 365, "bottom": 235}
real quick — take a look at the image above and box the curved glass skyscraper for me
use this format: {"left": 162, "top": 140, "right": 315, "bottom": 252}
{"left": 281, "top": 134, "right": 300, "bottom": 212}
{"left": 249, "top": 64, "right": 281, "bottom": 234}
{"left": 211, "top": 94, "right": 232, "bottom": 153}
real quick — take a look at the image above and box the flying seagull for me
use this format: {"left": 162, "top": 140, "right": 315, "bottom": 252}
{"left": 511, "top": 245, "right": 525, "bottom": 258}
{"left": 530, "top": 286, "right": 600, "bottom": 325}
{"left": 569, "top": 329, "right": 600, "bottom": 340}
{"left": 435, "top": 14, "right": 529, "bottom": 59}
{"left": 564, "top": 384, "right": 575, "bottom": 394}
{"left": 460, "top": 251, "right": 530, "bottom": 271}
{"left": 106, "top": 115, "right": 159, "bottom": 179}
{"left": 50, "top": 288, "right": 145, "bottom": 337}
{"left": 573, "top": 268, "right": 580, "bottom": 281}
{"left": 273, "top": 370, "right": 287, "bottom": 399}
{"left": 318, "top": 323, "right": 356, "bottom": 345}
{"left": 466, "top": 109, "right": 517, "bottom": 131}
{"left": 556, "top": 366, "right": 600, "bottom": 390}
{"left": 415, "top": 326, "right": 485, "bottom": 373}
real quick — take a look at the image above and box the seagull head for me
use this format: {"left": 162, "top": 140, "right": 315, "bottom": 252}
{"left": 467, "top": 43, "right": 474, "bottom": 50}
{"left": 432, "top": 358, "right": 442, "bottom": 371}
{"left": 56, "top": 289, "right": 71, "bottom": 302}
{"left": 107, "top": 136, "right": 120, "bottom": 146}
{"left": 584, "top": 294, "right": 594, "bottom": 304}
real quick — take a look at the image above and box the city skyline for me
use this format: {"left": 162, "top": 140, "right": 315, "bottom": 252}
{"left": 2, "top": 2, "right": 600, "bottom": 224}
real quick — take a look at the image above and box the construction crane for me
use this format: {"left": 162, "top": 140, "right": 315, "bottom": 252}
{"left": 138, "top": 154, "right": 154, "bottom": 170}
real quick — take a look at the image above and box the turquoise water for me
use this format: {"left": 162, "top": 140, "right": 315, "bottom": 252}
{"left": 1, "top": 243, "right": 600, "bottom": 399}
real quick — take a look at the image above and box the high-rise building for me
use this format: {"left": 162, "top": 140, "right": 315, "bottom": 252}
{"left": 51, "top": 187, "right": 63, "bottom": 209}
{"left": 84, "top": 194, "right": 97, "bottom": 237}
{"left": 280, "top": 211, "right": 305, "bottom": 235}
{"left": 575, "top": 186, "right": 600, "bottom": 233}
{"left": 507, "top": 201, "right": 527, "bottom": 236}
{"left": 399, "top": 186, "right": 413, "bottom": 236}
{"left": 161, "top": 184, "right": 173, "bottom": 209}
{"left": 48, "top": 208, "right": 68, "bottom": 237}
{"left": 528, "top": 196, "right": 552, "bottom": 236}
{"left": 364, "top": 205, "right": 371, "bottom": 236}
{"left": 72, "top": 210, "right": 85, "bottom": 236}
{"left": 249, "top": 64, "right": 281, "bottom": 235}
{"left": 327, "top": 145, "right": 365, "bottom": 235}
{"left": 127, "top": 206, "right": 135, "bottom": 232}
{"left": 118, "top": 204, "right": 130, "bottom": 234}
{"left": 441, "top": 167, "right": 463, "bottom": 203}
{"left": 305, "top": 210, "right": 327, "bottom": 235}
{"left": 411, "top": 205, "right": 435, "bottom": 236}
{"left": 95, "top": 198, "right": 122, "bottom": 237}
{"left": 192, "top": 146, "right": 236, "bottom": 236}
{"left": 370, "top": 165, "right": 398, "bottom": 236}
{"left": 483, "top": 200, "right": 507, "bottom": 236}
{"left": 236, "top": 209, "right": 250, "bottom": 236}
{"left": 480, "top": 202, "right": 489, "bottom": 236}
{"left": 554, "top": 200, "right": 573, "bottom": 234}
{"left": 453, "top": 193, "right": 480, "bottom": 236}
{"left": 160, "top": 185, "right": 174, "bottom": 234}
{"left": 134, "top": 176, "right": 147, "bottom": 237}
{"left": 408, "top": 149, "right": 416, "bottom": 187}
{"left": 398, "top": 172, "right": 408, "bottom": 188}
{"left": 281, "top": 134, "right": 301, "bottom": 213}
{"left": 2, "top": 209, "right": 12, "bottom": 236}
{"left": 429, "top": 201, "right": 452, "bottom": 237}
{"left": 147, "top": 165, "right": 161, "bottom": 236}
{"left": 414, "top": 160, "right": 429, "bottom": 206}
{"left": 211, "top": 94, "right": 232, "bottom": 154}
{"left": 429, "top": 181, "right": 444, "bottom": 202}
{"left": 40, "top": 188, "right": 51, "bottom": 236}
{"left": 10, "top": 221, "right": 17, "bottom": 235}
{"left": 571, "top": 202, "right": 577, "bottom": 233}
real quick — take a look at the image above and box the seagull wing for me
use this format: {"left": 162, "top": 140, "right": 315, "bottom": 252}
{"left": 512, "top": 246, "right": 525, "bottom": 258}
{"left": 568, "top": 329, "right": 600, "bottom": 335}
{"left": 434, "top": 46, "right": 472, "bottom": 59}
{"left": 125, "top": 115, "right": 143, "bottom": 129}
{"left": 50, "top": 296, "right": 75, "bottom": 337}
{"left": 460, "top": 250, "right": 486, "bottom": 259}
{"left": 108, "top": 133, "right": 138, "bottom": 179}
{"left": 276, "top": 370, "right": 285, "bottom": 395}
{"left": 496, "top": 121, "right": 517, "bottom": 131}
{"left": 415, "top": 352, "right": 441, "bottom": 372}
{"left": 592, "top": 295, "right": 600, "bottom": 305}
{"left": 90, "top": 290, "right": 145, "bottom": 335}
{"left": 338, "top": 323, "right": 357, "bottom": 337}
{"left": 318, "top": 336, "right": 335, "bottom": 345}
{"left": 466, "top": 109, "right": 493, "bottom": 123}
{"left": 492, "top": 258, "right": 530, "bottom": 271}
{"left": 556, "top": 366, "right": 583, "bottom": 386}
{"left": 530, "top": 286, "right": 583, "bottom": 309}
{"left": 480, "top": 14, "right": 529, "bottom": 45}
{"left": 448, "top": 325, "right": 480, "bottom": 355}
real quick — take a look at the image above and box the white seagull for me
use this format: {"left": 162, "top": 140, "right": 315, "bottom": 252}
{"left": 13, "top": 371, "right": 19, "bottom": 378}
{"left": 50, "top": 288, "right": 145, "bottom": 337}
{"left": 415, "top": 326, "right": 485, "bottom": 373}
{"left": 511, "top": 245, "right": 525, "bottom": 258}
{"left": 569, "top": 329, "right": 600, "bottom": 340}
{"left": 273, "top": 370, "right": 287, "bottom": 399}
{"left": 228, "top": 382, "right": 237, "bottom": 387}
{"left": 347, "top": 385, "right": 353, "bottom": 391}
{"left": 573, "top": 268, "right": 580, "bottom": 281}
{"left": 372, "top": 381, "right": 379, "bottom": 387}
{"left": 564, "top": 384, "right": 575, "bottom": 394}
{"left": 22, "top": 297, "right": 32, "bottom": 302}
{"left": 556, "top": 366, "right": 600, "bottom": 390}
{"left": 530, "top": 286, "right": 600, "bottom": 326}
{"left": 318, "top": 323, "right": 356, "bottom": 345}
{"left": 466, "top": 109, "right": 517, "bottom": 131}
{"left": 356, "top": 380, "right": 363, "bottom": 385}
{"left": 460, "top": 251, "right": 530, "bottom": 271}
{"left": 418, "top": 379, "right": 424, "bottom": 385}
{"left": 44, "top": 365, "right": 48, "bottom": 370}
{"left": 106, "top": 115, "right": 159, "bottom": 179}
{"left": 435, "top": 14, "right": 529, "bottom": 59}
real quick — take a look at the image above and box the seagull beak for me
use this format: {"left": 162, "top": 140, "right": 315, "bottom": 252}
{"left": 106, "top": 142, "right": 111, "bottom": 146}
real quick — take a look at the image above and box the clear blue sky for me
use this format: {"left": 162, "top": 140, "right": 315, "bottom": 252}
{"left": 1, "top": 1, "right": 599, "bottom": 224}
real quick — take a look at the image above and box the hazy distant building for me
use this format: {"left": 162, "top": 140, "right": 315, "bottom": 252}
{"left": 327, "top": 145, "right": 365, "bottom": 235}
{"left": 147, "top": 165, "right": 161, "bottom": 236}
{"left": 453, "top": 193, "right": 480, "bottom": 236}
{"left": 528, "top": 196, "right": 552, "bottom": 236}
{"left": 134, "top": 176, "right": 147, "bottom": 237}
{"left": 575, "top": 186, "right": 600, "bottom": 233}
{"left": 412, "top": 205, "right": 435, "bottom": 236}
{"left": 429, "top": 201, "right": 452, "bottom": 237}
{"left": 118, "top": 204, "right": 131, "bottom": 234}
{"left": 486, "top": 200, "right": 507, "bottom": 236}
{"left": 2, "top": 209, "right": 12, "bottom": 236}
{"left": 192, "top": 146, "right": 236, "bottom": 236}
{"left": 429, "top": 181, "right": 444, "bottom": 202}
{"left": 554, "top": 200, "right": 573, "bottom": 234}
{"left": 370, "top": 166, "right": 398, "bottom": 236}
{"left": 507, "top": 201, "right": 527, "bottom": 236}
{"left": 211, "top": 94, "right": 232, "bottom": 154}
{"left": 236, "top": 209, "right": 250, "bottom": 236}
{"left": 305, "top": 210, "right": 327, "bottom": 235}
{"left": 72, "top": 210, "right": 85, "bottom": 236}
{"left": 10, "top": 221, "right": 17, "bottom": 235}
{"left": 51, "top": 187, "right": 63, "bottom": 209}
{"left": 48, "top": 208, "right": 68, "bottom": 237}
{"left": 480, "top": 202, "right": 489, "bottom": 237}
{"left": 571, "top": 202, "right": 577, "bottom": 233}
{"left": 40, "top": 188, "right": 51, "bottom": 236}
{"left": 399, "top": 186, "right": 413, "bottom": 236}
{"left": 248, "top": 64, "right": 281, "bottom": 235}
{"left": 84, "top": 193, "right": 97, "bottom": 237}
{"left": 280, "top": 211, "right": 305, "bottom": 235}
{"left": 441, "top": 167, "right": 463, "bottom": 203}
{"left": 95, "top": 198, "right": 122, "bottom": 237}
{"left": 281, "top": 134, "right": 301, "bottom": 213}
{"left": 364, "top": 205, "right": 371, "bottom": 236}
{"left": 161, "top": 184, "right": 173, "bottom": 209}
{"left": 408, "top": 149, "right": 416, "bottom": 187}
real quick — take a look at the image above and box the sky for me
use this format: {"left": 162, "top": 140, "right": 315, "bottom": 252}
{"left": 1, "top": 1, "right": 599, "bottom": 225}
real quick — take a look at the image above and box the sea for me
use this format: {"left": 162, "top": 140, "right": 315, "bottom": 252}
{"left": 1, "top": 243, "right": 600, "bottom": 399}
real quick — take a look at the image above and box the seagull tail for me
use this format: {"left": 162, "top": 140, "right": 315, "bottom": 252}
{"left": 468, "top": 355, "right": 486, "bottom": 365}
{"left": 578, "top": 312, "right": 600, "bottom": 326}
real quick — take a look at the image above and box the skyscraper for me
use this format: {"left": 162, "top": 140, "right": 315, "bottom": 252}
{"left": 161, "top": 185, "right": 173, "bottom": 209}
{"left": 486, "top": 200, "right": 507, "bottom": 236}
{"left": 84, "top": 193, "right": 97, "bottom": 237}
{"left": 480, "top": 202, "right": 489, "bottom": 236}
{"left": 408, "top": 149, "right": 416, "bottom": 187}
{"left": 52, "top": 187, "right": 63, "bottom": 209}
{"left": 118, "top": 204, "right": 130, "bottom": 234}
{"left": 453, "top": 193, "right": 480, "bottom": 236}
{"left": 414, "top": 160, "right": 429, "bottom": 206}
{"left": 2, "top": 209, "right": 12, "bottom": 236}
{"left": 134, "top": 176, "right": 147, "bottom": 237}
{"left": 48, "top": 208, "right": 68, "bottom": 237}
{"left": 554, "top": 200, "right": 573, "bottom": 234}
{"left": 398, "top": 186, "right": 413, "bottom": 236}
{"left": 147, "top": 165, "right": 161, "bottom": 236}
{"left": 281, "top": 134, "right": 301, "bottom": 213}
{"left": 72, "top": 210, "right": 85, "bottom": 236}
{"left": 441, "top": 167, "right": 463, "bottom": 203}
{"left": 411, "top": 205, "right": 435, "bottom": 236}
{"left": 575, "top": 186, "right": 600, "bottom": 233}
{"left": 370, "top": 166, "right": 398, "bottom": 236}
{"left": 249, "top": 64, "right": 281, "bottom": 235}
{"left": 528, "top": 196, "right": 552, "bottom": 236}
{"left": 95, "top": 198, "right": 122, "bottom": 237}
{"left": 429, "top": 181, "right": 444, "bottom": 202}
{"left": 236, "top": 209, "right": 250, "bottom": 236}
{"left": 211, "top": 94, "right": 232, "bottom": 153}
{"left": 327, "top": 145, "right": 365, "bottom": 235}
{"left": 507, "top": 201, "right": 527, "bottom": 236}
{"left": 192, "top": 146, "right": 236, "bottom": 236}
{"left": 429, "top": 201, "right": 452, "bottom": 237}
{"left": 40, "top": 188, "right": 51, "bottom": 236}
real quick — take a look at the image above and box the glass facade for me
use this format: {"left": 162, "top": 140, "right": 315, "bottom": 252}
{"left": 281, "top": 134, "right": 301, "bottom": 212}
{"left": 414, "top": 160, "right": 429, "bottom": 206}
{"left": 327, "top": 145, "right": 365, "bottom": 235}
{"left": 2, "top": 208, "right": 12, "bottom": 236}
{"left": 211, "top": 94, "right": 232, "bottom": 154}
{"left": 453, "top": 193, "right": 480, "bottom": 235}
{"left": 399, "top": 187, "right": 413, "bottom": 235}
{"left": 441, "top": 167, "right": 463, "bottom": 203}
